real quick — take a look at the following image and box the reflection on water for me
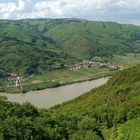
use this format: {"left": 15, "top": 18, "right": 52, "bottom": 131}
{"left": 1, "top": 77, "right": 109, "bottom": 109}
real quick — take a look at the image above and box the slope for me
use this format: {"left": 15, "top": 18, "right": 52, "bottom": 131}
{"left": 0, "top": 65, "right": 140, "bottom": 139}
{"left": 1, "top": 19, "right": 140, "bottom": 75}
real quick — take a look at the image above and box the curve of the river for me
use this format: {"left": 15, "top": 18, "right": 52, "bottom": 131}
{"left": 1, "top": 77, "right": 109, "bottom": 109}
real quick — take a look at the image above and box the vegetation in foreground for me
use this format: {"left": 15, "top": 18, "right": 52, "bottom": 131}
{"left": 0, "top": 65, "right": 140, "bottom": 139}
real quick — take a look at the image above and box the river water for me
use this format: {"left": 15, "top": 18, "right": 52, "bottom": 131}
{"left": 1, "top": 77, "right": 109, "bottom": 109}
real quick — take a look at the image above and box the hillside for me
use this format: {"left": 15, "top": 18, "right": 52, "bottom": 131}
{"left": 0, "top": 65, "right": 140, "bottom": 139}
{"left": 1, "top": 19, "right": 140, "bottom": 75}
{"left": 52, "top": 65, "right": 140, "bottom": 139}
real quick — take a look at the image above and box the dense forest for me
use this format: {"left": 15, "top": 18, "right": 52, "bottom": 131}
{"left": 0, "top": 65, "right": 140, "bottom": 139}
{"left": 0, "top": 19, "right": 140, "bottom": 75}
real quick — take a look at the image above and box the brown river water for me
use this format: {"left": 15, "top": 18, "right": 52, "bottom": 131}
{"left": 1, "top": 77, "right": 109, "bottom": 109}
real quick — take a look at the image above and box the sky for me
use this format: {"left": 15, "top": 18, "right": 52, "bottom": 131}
{"left": 0, "top": 0, "right": 140, "bottom": 25}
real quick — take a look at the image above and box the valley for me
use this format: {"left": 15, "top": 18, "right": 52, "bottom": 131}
{"left": 0, "top": 18, "right": 140, "bottom": 139}
{"left": 1, "top": 19, "right": 140, "bottom": 93}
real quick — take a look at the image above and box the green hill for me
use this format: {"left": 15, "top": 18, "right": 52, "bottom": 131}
{"left": 0, "top": 64, "right": 140, "bottom": 139}
{"left": 1, "top": 19, "right": 140, "bottom": 75}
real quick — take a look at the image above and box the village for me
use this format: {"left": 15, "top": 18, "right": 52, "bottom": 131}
{"left": 7, "top": 73, "right": 23, "bottom": 87}
{"left": 7, "top": 60, "right": 119, "bottom": 87}
{"left": 69, "top": 60, "right": 119, "bottom": 71}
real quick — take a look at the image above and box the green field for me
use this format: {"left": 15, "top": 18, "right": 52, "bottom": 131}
{"left": 112, "top": 53, "right": 140, "bottom": 67}
{"left": 30, "top": 67, "right": 110, "bottom": 82}
{"left": 0, "top": 67, "right": 111, "bottom": 93}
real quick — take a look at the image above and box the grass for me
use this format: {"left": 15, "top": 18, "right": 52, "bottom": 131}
{"left": 32, "top": 67, "right": 109, "bottom": 81}
{"left": 112, "top": 53, "right": 140, "bottom": 67}
{"left": 27, "top": 67, "right": 111, "bottom": 86}
{"left": 0, "top": 67, "right": 111, "bottom": 93}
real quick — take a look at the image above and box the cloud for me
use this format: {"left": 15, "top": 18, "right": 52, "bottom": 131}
{"left": 0, "top": 2, "right": 16, "bottom": 19}
{"left": 0, "top": 0, "right": 140, "bottom": 24}
{"left": 0, "top": 0, "right": 33, "bottom": 19}
{"left": 17, "top": 0, "right": 32, "bottom": 12}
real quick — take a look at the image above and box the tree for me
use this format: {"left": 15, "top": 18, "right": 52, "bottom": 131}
{"left": 0, "top": 70, "right": 5, "bottom": 78}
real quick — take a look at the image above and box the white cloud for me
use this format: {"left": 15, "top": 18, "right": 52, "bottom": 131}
{"left": 34, "top": 0, "right": 63, "bottom": 18}
{"left": 0, "top": 0, "right": 140, "bottom": 24}
{"left": 0, "top": 2, "right": 16, "bottom": 19}
{"left": 0, "top": 0, "right": 33, "bottom": 19}
{"left": 18, "top": 0, "right": 31, "bottom": 11}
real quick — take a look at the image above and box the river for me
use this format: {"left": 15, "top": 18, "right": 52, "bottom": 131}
{"left": 1, "top": 77, "right": 109, "bottom": 109}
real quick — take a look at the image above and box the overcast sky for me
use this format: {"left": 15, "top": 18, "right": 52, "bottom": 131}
{"left": 0, "top": 0, "right": 140, "bottom": 25}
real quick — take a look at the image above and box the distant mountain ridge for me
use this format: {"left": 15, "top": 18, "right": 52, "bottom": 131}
{"left": 0, "top": 18, "right": 140, "bottom": 74}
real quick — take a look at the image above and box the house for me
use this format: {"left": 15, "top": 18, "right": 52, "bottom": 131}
{"left": 99, "top": 63, "right": 109, "bottom": 68}
{"left": 8, "top": 73, "right": 23, "bottom": 87}
{"left": 109, "top": 65, "right": 119, "bottom": 71}
{"left": 69, "top": 60, "right": 119, "bottom": 71}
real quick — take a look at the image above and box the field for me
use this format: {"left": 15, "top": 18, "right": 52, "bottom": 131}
{"left": 0, "top": 67, "right": 111, "bottom": 93}
{"left": 30, "top": 67, "right": 110, "bottom": 83}
{"left": 112, "top": 53, "right": 140, "bottom": 67}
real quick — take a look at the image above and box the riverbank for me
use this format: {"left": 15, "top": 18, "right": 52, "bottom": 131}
{"left": 0, "top": 68, "right": 113, "bottom": 94}
{"left": 1, "top": 77, "right": 109, "bottom": 109}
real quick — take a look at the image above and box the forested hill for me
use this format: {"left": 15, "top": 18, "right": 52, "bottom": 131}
{"left": 0, "top": 65, "right": 140, "bottom": 139}
{"left": 53, "top": 64, "right": 140, "bottom": 139}
{"left": 1, "top": 18, "right": 140, "bottom": 74}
